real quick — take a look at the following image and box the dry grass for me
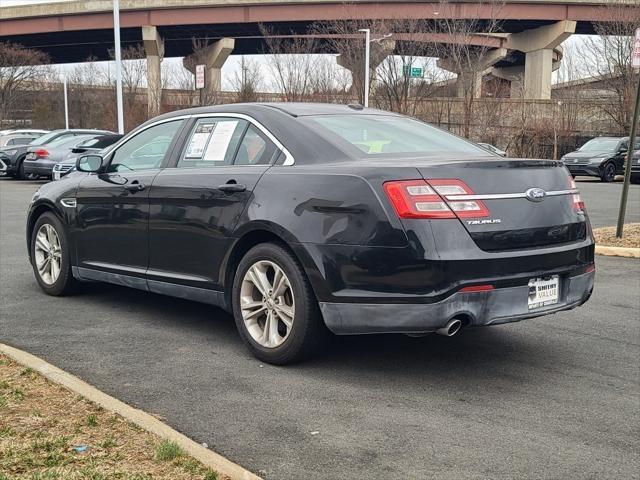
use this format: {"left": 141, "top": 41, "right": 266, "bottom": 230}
{"left": 0, "top": 354, "right": 225, "bottom": 480}
{"left": 593, "top": 223, "right": 640, "bottom": 249}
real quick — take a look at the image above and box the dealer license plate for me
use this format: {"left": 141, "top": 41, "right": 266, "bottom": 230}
{"left": 53, "top": 171, "right": 61, "bottom": 180}
{"left": 528, "top": 276, "right": 559, "bottom": 310}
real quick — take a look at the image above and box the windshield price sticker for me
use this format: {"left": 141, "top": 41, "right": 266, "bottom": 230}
{"left": 185, "top": 122, "right": 216, "bottom": 159}
{"left": 203, "top": 121, "right": 239, "bottom": 162}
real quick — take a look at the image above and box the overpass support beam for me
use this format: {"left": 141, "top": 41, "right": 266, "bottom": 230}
{"left": 506, "top": 21, "right": 576, "bottom": 99}
{"left": 336, "top": 39, "right": 395, "bottom": 100}
{"left": 183, "top": 38, "right": 235, "bottom": 98}
{"left": 438, "top": 48, "right": 507, "bottom": 99}
{"left": 142, "top": 26, "right": 164, "bottom": 118}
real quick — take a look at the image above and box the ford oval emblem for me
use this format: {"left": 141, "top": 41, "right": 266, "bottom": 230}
{"left": 525, "top": 187, "right": 546, "bottom": 202}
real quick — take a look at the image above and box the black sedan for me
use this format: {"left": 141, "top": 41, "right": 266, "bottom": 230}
{"left": 561, "top": 136, "right": 640, "bottom": 182}
{"left": 26, "top": 103, "right": 595, "bottom": 364}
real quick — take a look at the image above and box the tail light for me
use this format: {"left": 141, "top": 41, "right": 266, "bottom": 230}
{"left": 568, "top": 175, "right": 585, "bottom": 212}
{"left": 383, "top": 179, "right": 489, "bottom": 219}
{"left": 33, "top": 149, "right": 49, "bottom": 159}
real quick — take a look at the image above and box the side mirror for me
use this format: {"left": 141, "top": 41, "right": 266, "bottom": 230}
{"left": 76, "top": 154, "right": 104, "bottom": 173}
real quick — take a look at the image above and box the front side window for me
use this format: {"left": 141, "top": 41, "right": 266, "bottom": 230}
{"left": 304, "top": 115, "right": 488, "bottom": 158}
{"left": 178, "top": 118, "right": 247, "bottom": 168}
{"left": 109, "top": 120, "right": 182, "bottom": 172}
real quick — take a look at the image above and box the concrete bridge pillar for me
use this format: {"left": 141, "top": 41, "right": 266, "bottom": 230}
{"left": 505, "top": 20, "right": 576, "bottom": 99}
{"left": 438, "top": 48, "right": 507, "bottom": 99}
{"left": 183, "top": 38, "right": 235, "bottom": 98}
{"left": 336, "top": 38, "right": 395, "bottom": 100}
{"left": 142, "top": 26, "right": 164, "bottom": 119}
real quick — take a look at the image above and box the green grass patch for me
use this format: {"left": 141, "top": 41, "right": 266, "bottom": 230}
{"left": 154, "top": 439, "right": 184, "bottom": 462}
{"left": 12, "top": 387, "right": 25, "bottom": 401}
{"left": 87, "top": 414, "right": 98, "bottom": 427}
{"left": 0, "top": 394, "right": 7, "bottom": 409}
{"left": 99, "top": 435, "right": 117, "bottom": 449}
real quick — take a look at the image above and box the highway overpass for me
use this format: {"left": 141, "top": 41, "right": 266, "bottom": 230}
{"left": 1, "top": 0, "right": 636, "bottom": 115}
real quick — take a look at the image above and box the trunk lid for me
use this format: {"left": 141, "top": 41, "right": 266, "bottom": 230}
{"left": 414, "top": 158, "right": 587, "bottom": 251}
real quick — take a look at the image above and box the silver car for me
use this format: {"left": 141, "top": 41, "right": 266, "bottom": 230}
{"left": 22, "top": 134, "right": 103, "bottom": 179}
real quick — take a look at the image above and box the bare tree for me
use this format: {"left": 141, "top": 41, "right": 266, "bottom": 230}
{"left": 580, "top": 3, "right": 640, "bottom": 132}
{"left": 0, "top": 42, "right": 50, "bottom": 126}
{"left": 426, "top": 0, "right": 504, "bottom": 137}
{"left": 231, "top": 56, "right": 263, "bottom": 102}
{"left": 260, "top": 25, "right": 318, "bottom": 101}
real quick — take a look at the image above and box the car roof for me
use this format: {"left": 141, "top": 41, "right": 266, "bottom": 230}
{"left": 149, "top": 102, "right": 396, "bottom": 123}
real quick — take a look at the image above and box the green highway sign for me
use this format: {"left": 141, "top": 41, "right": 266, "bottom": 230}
{"left": 403, "top": 65, "right": 423, "bottom": 78}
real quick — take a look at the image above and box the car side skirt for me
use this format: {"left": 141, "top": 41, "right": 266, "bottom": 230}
{"left": 72, "top": 267, "right": 227, "bottom": 310}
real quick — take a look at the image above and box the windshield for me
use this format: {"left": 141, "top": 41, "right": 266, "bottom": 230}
{"left": 304, "top": 115, "right": 488, "bottom": 157}
{"left": 578, "top": 138, "right": 619, "bottom": 152}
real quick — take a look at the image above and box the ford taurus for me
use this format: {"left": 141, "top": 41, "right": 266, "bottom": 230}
{"left": 26, "top": 103, "right": 595, "bottom": 364}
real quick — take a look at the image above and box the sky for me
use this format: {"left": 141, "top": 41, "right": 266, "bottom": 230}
{"left": 1, "top": 0, "right": 590, "bottom": 89}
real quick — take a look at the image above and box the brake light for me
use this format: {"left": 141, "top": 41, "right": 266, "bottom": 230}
{"left": 568, "top": 175, "right": 585, "bottom": 212}
{"left": 383, "top": 179, "right": 489, "bottom": 220}
{"left": 384, "top": 180, "right": 454, "bottom": 218}
{"left": 33, "top": 148, "right": 49, "bottom": 159}
{"left": 428, "top": 179, "right": 489, "bottom": 218}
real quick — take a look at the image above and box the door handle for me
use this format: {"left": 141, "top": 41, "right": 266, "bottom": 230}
{"left": 124, "top": 180, "right": 145, "bottom": 192}
{"left": 218, "top": 183, "right": 246, "bottom": 193}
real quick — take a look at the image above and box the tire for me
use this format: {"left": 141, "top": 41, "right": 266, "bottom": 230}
{"left": 16, "top": 159, "right": 26, "bottom": 180}
{"left": 232, "top": 242, "right": 326, "bottom": 365}
{"left": 30, "top": 212, "right": 77, "bottom": 296}
{"left": 600, "top": 162, "right": 616, "bottom": 182}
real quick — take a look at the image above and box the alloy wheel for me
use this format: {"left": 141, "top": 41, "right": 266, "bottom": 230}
{"left": 34, "top": 224, "right": 62, "bottom": 285}
{"left": 240, "top": 260, "right": 295, "bottom": 349}
{"left": 603, "top": 163, "right": 615, "bottom": 182}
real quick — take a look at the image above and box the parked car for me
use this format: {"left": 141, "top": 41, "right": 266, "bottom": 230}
{"left": 631, "top": 149, "right": 640, "bottom": 185}
{"left": 3, "top": 129, "right": 112, "bottom": 179}
{"left": 26, "top": 103, "right": 595, "bottom": 364}
{"left": 0, "top": 133, "right": 46, "bottom": 176}
{"left": 23, "top": 134, "right": 107, "bottom": 180}
{"left": 561, "top": 136, "right": 640, "bottom": 182}
{"left": 0, "top": 132, "right": 45, "bottom": 147}
{"left": 52, "top": 134, "right": 123, "bottom": 180}
{"left": 478, "top": 142, "right": 506, "bottom": 157}
{"left": 0, "top": 128, "right": 49, "bottom": 136}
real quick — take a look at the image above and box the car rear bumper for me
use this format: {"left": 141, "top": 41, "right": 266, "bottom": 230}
{"left": 320, "top": 269, "right": 594, "bottom": 334}
{"left": 23, "top": 160, "right": 55, "bottom": 177}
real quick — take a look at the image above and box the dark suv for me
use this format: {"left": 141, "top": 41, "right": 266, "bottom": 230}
{"left": 562, "top": 137, "right": 640, "bottom": 182}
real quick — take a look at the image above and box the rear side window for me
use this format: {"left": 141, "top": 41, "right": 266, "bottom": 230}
{"left": 304, "top": 115, "right": 488, "bottom": 157}
{"left": 234, "top": 125, "right": 277, "bottom": 165}
{"left": 7, "top": 137, "right": 34, "bottom": 145}
{"left": 178, "top": 118, "right": 247, "bottom": 168}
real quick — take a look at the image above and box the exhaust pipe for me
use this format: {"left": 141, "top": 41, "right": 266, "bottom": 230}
{"left": 436, "top": 318, "right": 462, "bottom": 337}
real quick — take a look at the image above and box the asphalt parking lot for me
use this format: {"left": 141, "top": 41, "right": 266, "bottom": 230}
{"left": 1, "top": 177, "right": 639, "bottom": 479}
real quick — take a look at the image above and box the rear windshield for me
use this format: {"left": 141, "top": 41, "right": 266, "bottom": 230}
{"left": 304, "top": 115, "right": 488, "bottom": 157}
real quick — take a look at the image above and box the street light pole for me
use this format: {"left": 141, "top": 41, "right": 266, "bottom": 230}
{"left": 113, "top": 0, "right": 124, "bottom": 134}
{"left": 358, "top": 28, "right": 370, "bottom": 108}
{"left": 63, "top": 76, "right": 69, "bottom": 129}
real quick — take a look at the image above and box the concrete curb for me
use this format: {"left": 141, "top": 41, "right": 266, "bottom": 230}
{"left": 595, "top": 245, "right": 640, "bottom": 258}
{"left": 0, "top": 343, "right": 262, "bottom": 480}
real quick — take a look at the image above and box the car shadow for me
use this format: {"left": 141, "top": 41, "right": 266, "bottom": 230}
{"left": 76, "top": 281, "right": 561, "bottom": 389}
